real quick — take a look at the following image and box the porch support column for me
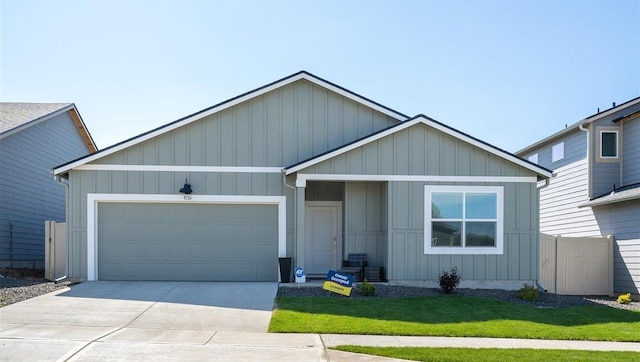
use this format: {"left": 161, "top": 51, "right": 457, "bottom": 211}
{"left": 295, "top": 181, "right": 306, "bottom": 271}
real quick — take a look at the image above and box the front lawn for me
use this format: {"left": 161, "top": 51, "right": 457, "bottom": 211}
{"left": 333, "top": 346, "right": 640, "bottom": 361}
{"left": 269, "top": 295, "right": 640, "bottom": 341}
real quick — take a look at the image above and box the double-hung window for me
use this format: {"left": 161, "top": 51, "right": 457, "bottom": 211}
{"left": 424, "top": 185, "right": 504, "bottom": 255}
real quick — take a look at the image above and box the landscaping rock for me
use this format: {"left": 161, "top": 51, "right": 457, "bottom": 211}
{"left": 278, "top": 284, "right": 640, "bottom": 311}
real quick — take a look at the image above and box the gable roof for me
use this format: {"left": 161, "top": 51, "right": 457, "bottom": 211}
{"left": 286, "top": 114, "right": 553, "bottom": 179}
{"left": 0, "top": 102, "right": 97, "bottom": 152}
{"left": 516, "top": 96, "right": 640, "bottom": 155}
{"left": 53, "top": 71, "right": 408, "bottom": 176}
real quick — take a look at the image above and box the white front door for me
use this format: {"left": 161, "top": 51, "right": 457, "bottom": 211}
{"left": 305, "top": 201, "right": 342, "bottom": 276}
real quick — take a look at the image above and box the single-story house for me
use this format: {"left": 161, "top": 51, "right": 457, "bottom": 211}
{"left": 53, "top": 71, "right": 551, "bottom": 288}
{"left": 0, "top": 103, "right": 96, "bottom": 268}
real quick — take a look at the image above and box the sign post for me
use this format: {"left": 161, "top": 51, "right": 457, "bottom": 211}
{"left": 322, "top": 270, "right": 354, "bottom": 296}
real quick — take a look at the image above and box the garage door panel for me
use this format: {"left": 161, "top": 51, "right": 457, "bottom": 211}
{"left": 98, "top": 203, "right": 278, "bottom": 281}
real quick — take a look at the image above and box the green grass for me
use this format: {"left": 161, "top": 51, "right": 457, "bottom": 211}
{"left": 333, "top": 346, "right": 640, "bottom": 362}
{"left": 269, "top": 295, "right": 640, "bottom": 341}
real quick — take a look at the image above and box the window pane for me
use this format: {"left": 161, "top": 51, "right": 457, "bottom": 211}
{"left": 466, "top": 193, "right": 496, "bottom": 219}
{"left": 432, "top": 222, "right": 462, "bottom": 247}
{"left": 601, "top": 132, "right": 617, "bottom": 157}
{"left": 552, "top": 142, "right": 564, "bottom": 162}
{"left": 466, "top": 222, "right": 496, "bottom": 247}
{"left": 431, "top": 193, "right": 463, "bottom": 219}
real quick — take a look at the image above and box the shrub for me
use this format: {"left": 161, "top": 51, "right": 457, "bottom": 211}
{"left": 517, "top": 284, "right": 539, "bottom": 301}
{"left": 359, "top": 279, "right": 376, "bottom": 296}
{"left": 617, "top": 293, "right": 632, "bottom": 304}
{"left": 439, "top": 267, "right": 461, "bottom": 294}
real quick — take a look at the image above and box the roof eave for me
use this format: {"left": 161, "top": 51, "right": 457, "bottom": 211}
{"left": 0, "top": 103, "right": 74, "bottom": 138}
{"left": 53, "top": 71, "right": 408, "bottom": 176}
{"left": 286, "top": 115, "right": 553, "bottom": 179}
{"left": 516, "top": 96, "right": 640, "bottom": 156}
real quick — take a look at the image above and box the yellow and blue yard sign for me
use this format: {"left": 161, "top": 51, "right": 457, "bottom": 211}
{"left": 322, "top": 270, "right": 354, "bottom": 296}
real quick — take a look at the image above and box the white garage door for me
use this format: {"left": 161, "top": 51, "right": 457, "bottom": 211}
{"left": 97, "top": 203, "right": 278, "bottom": 281}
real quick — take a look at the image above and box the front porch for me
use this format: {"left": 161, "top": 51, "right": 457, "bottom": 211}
{"left": 294, "top": 181, "right": 388, "bottom": 280}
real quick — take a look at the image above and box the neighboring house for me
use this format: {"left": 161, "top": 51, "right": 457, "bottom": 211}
{"left": 517, "top": 97, "right": 640, "bottom": 296}
{"left": 0, "top": 103, "right": 97, "bottom": 268}
{"left": 53, "top": 71, "right": 551, "bottom": 288}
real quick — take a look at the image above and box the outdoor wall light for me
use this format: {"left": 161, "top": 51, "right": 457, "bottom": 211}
{"left": 179, "top": 179, "right": 193, "bottom": 194}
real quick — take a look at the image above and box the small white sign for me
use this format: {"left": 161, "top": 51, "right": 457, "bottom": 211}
{"left": 294, "top": 266, "right": 306, "bottom": 283}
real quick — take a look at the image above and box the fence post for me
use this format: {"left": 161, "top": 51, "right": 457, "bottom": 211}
{"left": 607, "top": 235, "right": 614, "bottom": 297}
{"left": 45, "top": 221, "right": 53, "bottom": 281}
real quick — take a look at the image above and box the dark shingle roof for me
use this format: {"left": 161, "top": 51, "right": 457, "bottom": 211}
{"left": 0, "top": 102, "right": 71, "bottom": 134}
{"left": 580, "top": 183, "right": 640, "bottom": 207}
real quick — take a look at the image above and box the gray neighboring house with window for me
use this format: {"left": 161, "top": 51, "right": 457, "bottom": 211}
{"left": 0, "top": 103, "right": 97, "bottom": 268}
{"left": 53, "top": 71, "right": 551, "bottom": 288}
{"left": 517, "top": 97, "right": 640, "bottom": 296}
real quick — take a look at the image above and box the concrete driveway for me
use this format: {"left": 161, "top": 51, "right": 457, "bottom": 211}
{"left": 0, "top": 281, "right": 331, "bottom": 361}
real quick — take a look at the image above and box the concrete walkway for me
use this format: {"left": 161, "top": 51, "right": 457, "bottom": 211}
{"left": 0, "top": 282, "right": 638, "bottom": 361}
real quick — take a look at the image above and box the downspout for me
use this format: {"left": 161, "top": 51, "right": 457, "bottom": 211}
{"left": 579, "top": 123, "right": 590, "bottom": 197}
{"left": 53, "top": 175, "right": 69, "bottom": 283}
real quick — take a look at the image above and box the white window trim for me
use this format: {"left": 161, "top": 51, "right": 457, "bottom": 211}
{"left": 552, "top": 142, "right": 564, "bottom": 162}
{"left": 424, "top": 185, "right": 504, "bottom": 255}
{"left": 86, "top": 193, "right": 286, "bottom": 281}
{"left": 599, "top": 130, "right": 619, "bottom": 159}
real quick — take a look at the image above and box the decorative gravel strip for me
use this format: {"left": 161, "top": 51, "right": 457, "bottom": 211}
{"left": 278, "top": 284, "right": 640, "bottom": 311}
{"left": 0, "top": 273, "right": 71, "bottom": 307}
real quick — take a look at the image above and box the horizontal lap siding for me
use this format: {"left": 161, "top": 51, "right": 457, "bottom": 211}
{"left": 622, "top": 119, "right": 640, "bottom": 185}
{"left": 615, "top": 240, "right": 640, "bottom": 295}
{"left": 539, "top": 158, "right": 600, "bottom": 236}
{"left": 0, "top": 112, "right": 90, "bottom": 264}
{"left": 590, "top": 200, "right": 640, "bottom": 296}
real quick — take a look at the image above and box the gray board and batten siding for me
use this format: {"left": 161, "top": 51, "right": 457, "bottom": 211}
{"left": 295, "top": 121, "right": 542, "bottom": 282}
{"left": 64, "top": 78, "right": 401, "bottom": 280}
{"left": 0, "top": 109, "right": 92, "bottom": 268}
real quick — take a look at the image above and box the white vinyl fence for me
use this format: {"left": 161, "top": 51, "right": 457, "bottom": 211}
{"left": 539, "top": 233, "right": 614, "bottom": 296}
{"left": 45, "top": 221, "right": 66, "bottom": 281}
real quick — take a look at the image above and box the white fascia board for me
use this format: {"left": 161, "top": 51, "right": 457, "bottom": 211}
{"left": 287, "top": 116, "right": 551, "bottom": 178}
{"left": 55, "top": 73, "right": 406, "bottom": 176}
{"left": 74, "top": 164, "right": 283, "bottom": 173}
{"left": 86, "top": 193, "right": 287, "bottom": 281}
{"left": 297, "top": 173, "right": 538, "bottom": 185}
{"left": 517, "top": 97, "right": 640, "bottom": 155}
{"left": 418, "top": 117, "right": 552, "bottom": 178}
{"left": 286, "top": 118, "right": 422, "bottom": 175}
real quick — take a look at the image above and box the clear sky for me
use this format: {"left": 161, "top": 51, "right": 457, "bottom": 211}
{"left": 1, "top": 0, "right": 638, "bottom": 153}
